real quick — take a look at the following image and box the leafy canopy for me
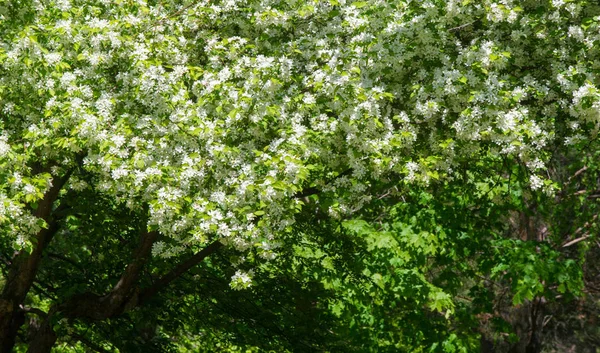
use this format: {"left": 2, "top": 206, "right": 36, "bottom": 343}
{"left": 1, "top": 0, "right": 600, "bottom": 351}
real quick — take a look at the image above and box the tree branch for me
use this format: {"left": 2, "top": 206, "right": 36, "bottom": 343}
{"left": 562, "top": 232, "right": 591, "bottom": 248}
{"left": 560, "top": 214, "right": 598, "bottom": 248}
{"left": 46, "top": 253, "right": 84, "bottom": 273}
{"left": 18, "top": 305, "right": 47, "bottom": 318}
{"left": 71, "top": 333, "right": 113, "bottom": 353}
{"left": 293, "top": 169, "right": 352, "bottom": 199}
{"left": 59, "top": 230, "right": 159, "bottom": 320}
{"left": 448, "top": 20, "right": 476, "bottom": 32}
{"left": 139, "top": 240, "right": 223, "bottom": 304}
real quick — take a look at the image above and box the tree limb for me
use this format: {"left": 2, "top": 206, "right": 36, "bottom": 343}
{"left": 71, "top": 333, "right": 113, "bottom": 353}
{"left": 561, "top": 214, "right": 598, "bottom": 248}
{"left": 59, "top": 230, "right": 159, "bottom": 320}
{"left": 19, "top": 305, "right": 48, "bottom": 318}
{"left": 26, "top": 229, "right": 160, "bottom": 352}
{"left": 293, "top": 169, "right": 352, "bottom": 199}
{"left": 562, "top": 232, "right": 591, "bottom": 248}
{"left": 139, "top": 240, "right": 223, "bottom": 304}
{"left": 448, "top": 21, "right": 476, "bottom": 32}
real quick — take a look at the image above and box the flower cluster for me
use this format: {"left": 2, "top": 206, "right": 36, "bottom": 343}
{"left": 0, "top": 0, "right": 598, "bottom": 286}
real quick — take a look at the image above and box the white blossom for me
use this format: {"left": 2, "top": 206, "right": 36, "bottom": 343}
{"left": 530, "top": 175, "right": 544, "bottom": 191}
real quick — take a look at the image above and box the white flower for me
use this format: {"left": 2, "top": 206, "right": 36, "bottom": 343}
{"left": 405, "top": 161, "right": 419, "bottom": 182}
{"left": 0, "top": 136, "right": 10, "bottom": 157}
{"left": 60, "top": 72, "right": 77, "bottom": 87}
{"left": 88, "top": 18, "right": 110, "bottom": 30}
{"left": 303, "top": 93, "right": 316, "bottom": 105}
{"left": 12, "top": 172, "right": 23, "bottom": 186}
{"left": 152, "top": 241, "right": 166, "bottom": 257}
{"left": 23, "top": 184, "right": 36, "bottom": 195}
{"left": 55, "top": 0, "right": 71, "bottom": 11}
{"left": 568, "top": 26, "right": 584, "bottom": 41}
{"left": 44, "top": 52, "right": 62, "bottom": 65}
{"left": 210, "top": 191, "right": 227, "bottom": 205}
{"left": 111, "top": 134, "right": 126, "bottom": 148}
{"left": 530, "top": 175, "right": 544, "bottom": 190}
{"left": 255, "top": 55, "right": 274, "bottom": 69}
{"left": 111, "top": 167, "right": 129, "bottom": 180}
{"left": 230, "top": 270, "right": 253, "bottom": 290}
{"left": 498, "top": 110, "right": 520, "bottom": 132}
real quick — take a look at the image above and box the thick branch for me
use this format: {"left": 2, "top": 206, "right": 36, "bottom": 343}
{"left": 30, "top": 228, "right": 223, "bottom": 348}
{"left": 110, "top": 230, "right": 159, "bottom": 299}
{"left": 25, "top": 308, "right": 57, "bottom": 353}
{"left": 19, "top": 305, "right": 48, "bottom": 318}
{"left": 59, "top": 230, "right": 159, "bottom": 320}
{"left": 139, "top": 240, "right": 223, "bottom": 304}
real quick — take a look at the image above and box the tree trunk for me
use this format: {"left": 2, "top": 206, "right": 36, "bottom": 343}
{"left": 26, "top": 316, "right": 57, "bottom": 353}
{"left": 480, "top": 335, "right": 495, "bottom": 353}
{"left": 0, "top": 300, "right": 25, "bottom": 353}
{"left": 507, "top": 298, "right": 545, "bottom": 353}
{"left": 0, "top": 171, "right": 72, "bottom": 353}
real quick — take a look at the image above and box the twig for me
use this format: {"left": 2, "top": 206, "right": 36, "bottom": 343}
{"left": 542, "top": 315, "right": 553, "bottom": 327}
{"left": 569, "top": 166, "right": 588, "bottom": 182}
{"left": 71, "top": 333, "right": 113, "bottom": 353}
{"left": 293, "top": 169, "right": 352, "bottom": 199}
{"left": 561, "top": 214, "right": 598, "bottom": 247}
{"left": 558, "top": 166, "right": 589, "bottom": 200}
{"left": 562, "top": 232, "right": 591, "bottom": 248}
{"left": 448, "top": 21, "right": 476, "bottom": 32}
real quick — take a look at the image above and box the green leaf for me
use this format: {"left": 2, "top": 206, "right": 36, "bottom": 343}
{"left": 351, "top": 1, "right": 369, "bottom": 8}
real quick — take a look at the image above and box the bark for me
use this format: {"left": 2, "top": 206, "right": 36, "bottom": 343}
{"left": 0, "top": 302, "right": 25, "bottom": 353}
{"left": 0, "top": 171, "right": 72, "bottom": 353}
{"left": 25, "top": 313, "right": 56, "bottom": 353}
{"left": 480, "top": 336, "right": 495, "bottom": 353}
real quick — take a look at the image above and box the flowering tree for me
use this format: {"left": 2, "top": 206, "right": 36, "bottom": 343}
{"left": 1, "top": 0, "right": 599, "bottom": 351}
